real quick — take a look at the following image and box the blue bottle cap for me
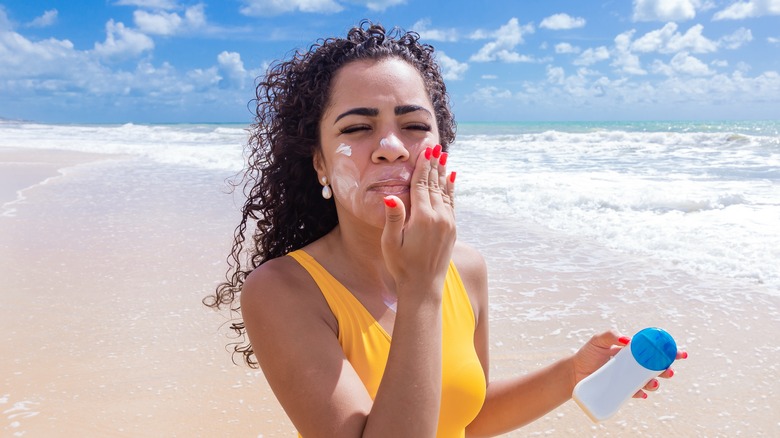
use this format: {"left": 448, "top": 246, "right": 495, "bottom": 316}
{"left": 630, "top": 327, "right": 677, "bottom": 371}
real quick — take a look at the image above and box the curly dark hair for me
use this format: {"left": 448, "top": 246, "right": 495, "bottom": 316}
{"left": 203, "top": 20, "right": 457, "bottom": 367}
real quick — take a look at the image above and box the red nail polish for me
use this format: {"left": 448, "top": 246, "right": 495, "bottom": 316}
{"left": 652, "top": 380, "right": 659, "bottom": 388}
{"left": 432, "top": 144, "right": 442, "bottom": 158}
{"left": 642, "top": 392, "right": 648, "bottom": 399}
{"left": 424, "top": 147, "right": 432, "bottom": 160}
{"left": 682, "top": 351, "right": 688, "bottom": 359}
{"left": 439, "top": 152, "right": 448, "bottom": 166}
{"left": 618, "top": 336, "right": 630, "bottom": 345}
{"left": 449, "top": 171, "right": 456, "bottom": 183}
{"left": 383, "top": 197, "right": 397, "bottom": 208}
{"left": 668, "top": 369, "right": 674, "bottom": 377}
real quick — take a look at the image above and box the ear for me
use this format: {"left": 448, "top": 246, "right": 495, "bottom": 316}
{"left": 313, "top": 148, "right": 327, "bottom": 179}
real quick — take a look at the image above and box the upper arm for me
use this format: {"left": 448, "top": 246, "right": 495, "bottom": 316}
{"left": 240, "top": 257, "right": 374, "bottom": 437}
{"left": 452, "top": 242, "right": 490, "bottom": 382}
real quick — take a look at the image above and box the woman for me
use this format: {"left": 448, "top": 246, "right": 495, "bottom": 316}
{"left": 204, "top": 21, "right": 684, "bottom": 437}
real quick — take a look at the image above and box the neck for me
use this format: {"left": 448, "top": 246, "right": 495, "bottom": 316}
{"left": 322, "top": 219, "right": 396, "bottom": 293}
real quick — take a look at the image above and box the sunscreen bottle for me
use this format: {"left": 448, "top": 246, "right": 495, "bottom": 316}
{"left": 572, "top": 327, "right": 677, "bottom": 422}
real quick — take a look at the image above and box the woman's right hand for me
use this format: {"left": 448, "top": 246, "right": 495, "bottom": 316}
{"left": 380, "top": 145, "right": 456, "bottom": 296}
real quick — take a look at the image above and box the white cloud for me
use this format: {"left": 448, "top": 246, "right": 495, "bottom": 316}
{"left": 612, "top": 30, "right": 647, "bottom": 75}
{"left": 669, "top": 51, "right": 714, "bottom": 75}
{"left": 632, "top": 23, "right": 718, "bottom": 54}
{"left": 412, "top": 19, "right": 458, "bottom": 42}
{"left": 186, "top": 65, "right": 221, "bottom": 90}
{"left": 27, "top": 9, "right": 58, "bottom": 28}
{"left": 470, "top": 18, "right": 535, "bottom": 63}
{"left": 720, "top": 27, "right": 753, "bottom": 49}
{"left": 555, "top": 42, "right": 581, "bottom": 54}
{"left": 540, "top": 13, "right": 586, "bottom": 30}
{"left": 467, "top": 86, "right": 513, "bottom": 104}
{"left": 547, "top": 65, "right": 566, "bottom": 84}
{"left": 632, "top": 0, "right": 703, "bottom": 21}
{"left": 134, "top": 4, "right": 205, "bottom": 35}
{"left": 359, "top": 0, "right": 407, "bottom": 12}
{"left": 0, "top": 28, "right": 85, "bottom": 79}
{"left": 481, "top": 74, "right": 498, "bottom": 80}
{"left": 0, "top": 7, "right": 261, "bottom": 121}
{"left": 436, "top": 51, "right": 468, "bottom": 80}
{"left": 483, "top": 64, "right": 780, "bottom": 119}
{"left": 769, "top": 36, "right": 780, "bottom": 44}
{"left": 574, "top": 46, "right": 610, "bottom": 65}
{"left": 239, "top": 0, "right": 344, "bottom": 16}
{"left": 218, "top": 51, "right": 248, "bottom": 87}
{"left": 93, "top": 20, "right": 154, "bottom": 59}
{"left": 713, "top": 0, "right": 780, "bottom": 20}
{"left": 114, "top": 0, "right": 179, "bottom": 9}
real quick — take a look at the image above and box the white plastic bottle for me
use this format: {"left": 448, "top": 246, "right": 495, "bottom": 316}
{"left": 572, "top": 327, "right": 678, "bottom": 422}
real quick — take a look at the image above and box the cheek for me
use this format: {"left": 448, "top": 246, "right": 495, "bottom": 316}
{"left": 330, "top": 155, "right": 360, "bottom": 205}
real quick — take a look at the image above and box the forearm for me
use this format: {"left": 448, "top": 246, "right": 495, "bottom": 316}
{"left": 363, "top": 291, "right": 443, "bottom": 437}
{"left": 466, "top": 356, "right": 575, "bottom": 437}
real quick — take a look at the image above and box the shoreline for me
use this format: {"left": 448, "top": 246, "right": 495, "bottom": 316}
{"left": 2, "top": 148, "right": 779, "bottom": 436}
{"left": 0, "top": 147, "right": 118, "bottom": 211}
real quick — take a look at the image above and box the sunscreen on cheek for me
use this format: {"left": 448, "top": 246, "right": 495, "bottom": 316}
{"left": 330, "top": 150, "right": 360, "bottom": 210}
{"left": 336, "top": 143, "right": 352, "bottom": 156}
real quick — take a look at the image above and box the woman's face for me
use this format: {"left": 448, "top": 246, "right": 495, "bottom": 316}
{"left": 316, "top": 58, "right": 440, "bottom": 229}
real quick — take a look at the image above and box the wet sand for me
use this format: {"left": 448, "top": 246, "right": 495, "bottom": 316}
{"left": 1, "top": 148, "right": 778, "bottom": 436}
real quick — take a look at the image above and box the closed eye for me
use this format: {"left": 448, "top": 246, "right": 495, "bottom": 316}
{"left": 405, "top": 123, "right": 431, "bottom": 132}
{"left": 340, "top": 125, "right": 371, "bottom": 134}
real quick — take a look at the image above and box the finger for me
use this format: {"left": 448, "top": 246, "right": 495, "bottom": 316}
{"left": 632, "top": 390, "right": 648, "bottom": 399}
{"left": 676, "top": 350, "right": 689, "bottom": 360}
{"left": 437, "top": 151, "right": 449, "bottom": 196}
{"left": 429, "top": 148, "right": 449, "bottom": 211}
{"left": 644, "top": 378, "right": 660, "bottom": 392}
{"left": 381, "top": 195, "right": 406, "bottom": 252}
{"left": 411, "top": 147, "right": 434, "bottom": 210}
{"left": 445, "top": 170, "right": 456, "bottom": 210}
{"left": 658, "top": 368, "right": 675, "bottom": 379}
{"left": 592, "top": 330, "right": 625, "bottom": 349}
{"left": 427, "top": 144, "right": 442, "bottom": 194}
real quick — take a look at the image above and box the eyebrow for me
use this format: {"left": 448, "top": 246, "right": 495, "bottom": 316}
{"left": 334, "top": 105, "right": 432, "bottom": 123}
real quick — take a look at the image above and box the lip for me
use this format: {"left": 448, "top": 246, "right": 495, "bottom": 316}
{"left": 368, "top": 179, "right": 411, "bottom": 195}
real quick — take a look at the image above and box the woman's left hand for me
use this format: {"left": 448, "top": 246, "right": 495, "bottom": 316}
{"left": 571, "top": 330, "right": 688, "bottom": 399}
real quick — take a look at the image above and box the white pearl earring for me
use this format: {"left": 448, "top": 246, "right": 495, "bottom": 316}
{"left": 320, "top": 176, "right": 332, "bottom": 200}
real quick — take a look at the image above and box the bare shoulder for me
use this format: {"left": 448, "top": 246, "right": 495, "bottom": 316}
{"left": 241, "top": 255, "right": 335, "bottom": 333}
{"left": 452, "top": 241, "right": 488, "bottom": 283}
{"left": 451, "top": 241, "right": 489, "bottom": 318}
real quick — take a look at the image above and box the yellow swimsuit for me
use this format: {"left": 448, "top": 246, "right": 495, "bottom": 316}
{"left": 288, "top": 250, "right": 486, "bottom": 437}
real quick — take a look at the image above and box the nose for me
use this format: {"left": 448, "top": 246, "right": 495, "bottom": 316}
{"left": 372, "top": 132, "right": 410, "bottom": 163}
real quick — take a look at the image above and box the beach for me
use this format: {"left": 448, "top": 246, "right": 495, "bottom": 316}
{"left": 2, "top": 126, "right": 779, "bottom": 436}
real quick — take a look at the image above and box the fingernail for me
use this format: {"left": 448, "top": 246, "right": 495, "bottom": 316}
{"left": 449, "top": 171, "right": 457, "bottom": 183}
{"left": 642, "top": 392, "right": 648, "bottom": 399}
{"left": 432, "top": 144, "right": 442, "bottom": 158}
{"left": 682, "top": 351, "right": 688, "bottom": 359}
{"left": 424, "top": 147, "right": 432, "bottom": 160}
{"left": 439, "top": 152, "right": 448, "bottom": 166}
{"left": 652, "top": 380, "right": 659, "bottom": 388}
{"left": 383, "top": 197, "right": 397, "bottom": 208}
{"left": 668, "top": 369, "right": 674, "bottom": 377}
{"left": 618, "top": 336, "right": 630, "bottom": 345}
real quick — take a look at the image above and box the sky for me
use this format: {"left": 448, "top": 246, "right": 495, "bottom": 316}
{"left": 1, "top": 0, "right": 779, "bottom": 123}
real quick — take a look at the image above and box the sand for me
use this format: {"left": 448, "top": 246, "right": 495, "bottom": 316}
{"left": 1, "top": 148, "right": 779, "bottom": 437}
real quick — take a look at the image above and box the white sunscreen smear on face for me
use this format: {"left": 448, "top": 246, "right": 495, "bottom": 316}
{"left": 336, "top": 143, "right": 352, "bottom": 156}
